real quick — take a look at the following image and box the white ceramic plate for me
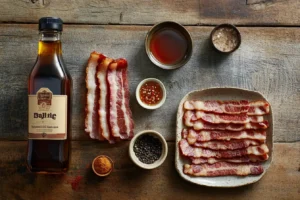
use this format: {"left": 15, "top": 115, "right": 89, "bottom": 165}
{"left": 175, "top": 87, "right": 273, "bottom": 187}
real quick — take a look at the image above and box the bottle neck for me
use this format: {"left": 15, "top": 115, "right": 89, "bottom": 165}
{"left": 38, "top": 31, "right": 62, "bottom": 56}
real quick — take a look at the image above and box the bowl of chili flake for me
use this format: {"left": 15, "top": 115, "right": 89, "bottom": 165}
{"left": 136, "top": 78, "right": 166, "bottom": 110}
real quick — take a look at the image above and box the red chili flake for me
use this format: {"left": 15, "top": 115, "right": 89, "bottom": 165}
{"left": 139, "top": 81, "right": 163, "bottom": 105}
{"left": 69, "top": 175, "right": 83, "bottom": 191}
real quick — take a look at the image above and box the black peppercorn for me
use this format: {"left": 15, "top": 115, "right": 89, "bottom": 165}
{"left": 133, "top": 134, "right": 163, "bottom": 164}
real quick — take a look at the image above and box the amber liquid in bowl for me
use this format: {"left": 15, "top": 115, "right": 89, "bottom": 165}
{"left": 150, "top": 28, "right": 188, "bottom": 65}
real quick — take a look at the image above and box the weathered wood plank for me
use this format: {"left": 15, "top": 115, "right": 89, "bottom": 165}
{"left": 0, "top": 25, "right": 300, "bottom": 142}
{"left": 0, "top": 141, "right": 299, "bottom": 200}
{"left": 0, "top": 0, "right": 300, "bottom": 25}
{"left": 199, "top": 0, "right": 300, "bottom": 26}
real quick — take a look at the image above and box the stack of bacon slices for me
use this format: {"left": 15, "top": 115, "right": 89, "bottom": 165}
{"left": 179, "top": 100, "right": 270, "bottom": 177}
{"left": 85, "top": 52, "right": 134, "bottom": 143}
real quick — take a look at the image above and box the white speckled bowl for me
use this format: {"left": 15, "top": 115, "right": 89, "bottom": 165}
{"left": 175, "top": 87, "right": 273, "bottom": 187}
{"left": 136, "top": 78, "right": 166, "bottom": 110}
{"left": 129, "top": 130, "right": 168, "bottom": 170}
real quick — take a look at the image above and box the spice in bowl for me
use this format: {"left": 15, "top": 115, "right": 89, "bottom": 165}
{"left": 129, "top": 130, "right": 168, "bottom": 169}
{"left": 136, "top": 78, "right": 166, "bottom": 110}
{"left": 139, "top": 81, "right": 163, "bottom": 105}
{"left": 133, "top": 134, "right": 163, "bottom": 164}
{"left": 92, "top": 155, "right": 113, "bottom": 177}
{"left": 211, "top": 24, "right": 241, "bottom": 53}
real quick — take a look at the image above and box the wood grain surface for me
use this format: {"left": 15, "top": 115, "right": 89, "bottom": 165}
{"left": 0, "top": 2, "right": 300, "bottom": 198}
{"left": 0, "top": 141, "right": 299, "bottom": 200}
{"left": 0, "top": 24, "right": 299, "bottom": 142}
{"left": 0, "top": 0, "right": 299, "bottom": 25}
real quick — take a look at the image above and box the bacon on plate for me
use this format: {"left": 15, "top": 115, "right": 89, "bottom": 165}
{"left": 184, "top": 100, "right": 249, "bottom": 114}
{"left": 183, "top": 162, "right": 264, "bottom": 177}
{"left": 179, "top": 139, "right": 269, "bottom": 158}
{"left": 248, "top": 101, "right": 270, "bottom": 115}
{"left": 191, "top": 154, "right": 269, "bottom": 164}
{"left": 180, "top": 99, "right": 270, "bottom": 177}
{"left": 183, "top": 110, "right": 195, "bottom": 127}
{"left": 195, "top": 111, "right": 264, "bottom": 124}
{"left": 184, "top": 100, "right": 270, "bottom": 115}
{"left": 182, "top": 129, "right": 267, "bottom": 144}
{"left": 190, "top": 139, "right": 262, "bottom": 150}
{"left": 193, "top": 120, "right": 269, "bottom": 131}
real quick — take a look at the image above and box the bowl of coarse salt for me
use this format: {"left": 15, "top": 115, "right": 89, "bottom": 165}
{"left": 210, "top": 24, "right": 241, "bottom": 53}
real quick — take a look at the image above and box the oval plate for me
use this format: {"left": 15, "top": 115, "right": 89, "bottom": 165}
{"left": 175, "top": 87, "right": 273, "bottom": 187}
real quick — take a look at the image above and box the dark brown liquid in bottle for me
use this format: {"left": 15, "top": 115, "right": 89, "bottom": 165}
{"left": 27, "top": 32, "right": 72, "bottom": 173}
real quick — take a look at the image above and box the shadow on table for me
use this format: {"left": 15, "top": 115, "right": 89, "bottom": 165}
{"left": 197, "top": 38, "right": 231, "bottom": 69}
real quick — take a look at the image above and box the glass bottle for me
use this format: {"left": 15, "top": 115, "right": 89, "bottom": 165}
{"left": 27, "top": 17, "right": 72, "bottom": 173}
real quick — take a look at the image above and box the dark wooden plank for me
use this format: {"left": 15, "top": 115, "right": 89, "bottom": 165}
{"left": 199, "top": 0, "right": 300, "bottom": 26}
{"left": 0, "top": 0, "right": 300, "bottom": 25}
{"left": 0, "top": 24, "right": 300, "bottom": 142}
{"left": 0, "top": 141, "right": 299, "bottom": 199}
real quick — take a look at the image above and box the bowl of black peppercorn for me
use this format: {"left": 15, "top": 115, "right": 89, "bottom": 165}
{"left": 129, "top": 130, "right": 168, "bottom": 169}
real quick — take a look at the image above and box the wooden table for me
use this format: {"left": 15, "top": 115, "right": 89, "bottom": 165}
{"left": 0, "top": 1, "right": 299, "bottom": 199}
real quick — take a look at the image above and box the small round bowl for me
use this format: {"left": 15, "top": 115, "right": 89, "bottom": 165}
{"left": 136, "top": 78, "right": 166, "bottom": 110}
{"left": 92, "top": 155, "right": 114, "bottom": 177}
{"left": 145, "top": 21, "right": 193, "bottom": 70}
{"left": 129, "top": 130, "right": 168, "bottom": 170}
{"left": 210, "top": 23, "right": 241, "bottom": 53}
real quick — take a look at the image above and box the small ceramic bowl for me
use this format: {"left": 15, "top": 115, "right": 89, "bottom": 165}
{"left": 210, "top": 23, "right": 241, "bottom": 53}
{"left": 92, "top": 155, "right": 114, "bottom": 177}
{"left": 145, "top": 21, "right": 193, "bottom": 70}
{"left": 136, "top": 78, "right": 166, "bottom": 110}
{"left": 129, "top": 130, "right": 168, "bottom": 170}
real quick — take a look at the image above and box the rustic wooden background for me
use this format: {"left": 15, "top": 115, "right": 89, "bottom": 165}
{"left": 0, "top": 0, "right": 299, "bottom": 199}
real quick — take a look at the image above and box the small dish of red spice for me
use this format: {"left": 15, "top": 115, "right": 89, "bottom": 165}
{"left": 92, "top": 155, "right": 114, "bottom": 177}
{"left": 136, "top": 78, "right": 166, "bottom": 110}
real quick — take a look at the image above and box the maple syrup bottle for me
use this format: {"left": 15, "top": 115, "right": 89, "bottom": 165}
{"left": 27, "top": 17, "right": 72, "bottom": 173}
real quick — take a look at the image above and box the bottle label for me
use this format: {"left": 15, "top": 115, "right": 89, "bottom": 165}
{"left": 28, "top": 88, "right": 67, "bottom": 140}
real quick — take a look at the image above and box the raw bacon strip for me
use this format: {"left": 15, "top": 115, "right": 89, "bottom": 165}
{"left": 184, "top": 100, "right": 249, "bottom": 114}
{"left": 107, "top": 61, "right": 126, "bottom": 139}
{"left": 183, "top": 129, "right": 266, "bottom": 144}
{"left": 248, "top": 101, "right": 270, "bottom": 115}
{"left": 193, "top": 120, "right": 269, "bottom": 131}
{"left": 184, "top": 112, "right": 266, "bottom": 128}
{"left": 179, "top": 139, "right": 269, "bottom": 158}
{"left": 117, "top": 58, "right": 134, "bottom": 139}
{"left": 195, "top": 111, "right": 264, "bottom": 124}
{"left": 183, "top": 110, "right": 196, "bottom": 127}
{"left": 118, "top": 58, "right": 134, "bottom": 139}
{"left": 107, "top": 59, "right": 134, "bottom": 139}
{"left": 97, "top": 56, "right": 114, "bottom": 143}
{"left": 85, "top": 52, "right": 105, "bottom": 140}
{"left": 181, "top": 129, "right": 188, "bottom": 139}
{"left": 191, "top": 154, "right": 269, "bottom": 164}
{"left": 191, "top": 139, "right": 261, "bottom": 150}
{"left": 183, "top": 162, "right": 264, "bottom": 177}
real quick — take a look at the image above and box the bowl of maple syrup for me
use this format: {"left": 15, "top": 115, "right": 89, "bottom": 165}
{"left": 145, "top": 21, "right": 193, "bottom": 70}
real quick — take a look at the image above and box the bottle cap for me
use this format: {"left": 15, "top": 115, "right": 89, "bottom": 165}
{"left": 39, "top": 17, "right": 63, "bottom": 31}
